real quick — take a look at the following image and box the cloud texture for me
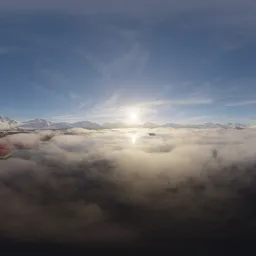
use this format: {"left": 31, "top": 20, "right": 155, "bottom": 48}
{"left": 1, "top": 128, "right": 256, "bottom": 245}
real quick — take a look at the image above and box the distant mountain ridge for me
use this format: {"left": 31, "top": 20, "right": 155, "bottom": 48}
{"left": 0, "top": 116, "right": 249, "bottom": 130}
{"left": 143, "top": 122, "right": 159, "bottom": 128}
{"left": 18, "top": 119, "right": 53, "bottom": 129}
{"left": 18, "top": 119, "right": 248, "bottom": 130}
{"left": 162, "top": 122, "right": 247, "bottom": 129}
{"left": 0, "top": 116, "right": 21, "bottom": 130}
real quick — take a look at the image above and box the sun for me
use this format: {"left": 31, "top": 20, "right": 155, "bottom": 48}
{"left": 126, "top": 108, "right": 140, "bottom": 124}
{"left": 130, "top": 112, "right": 138, "bottom": 122}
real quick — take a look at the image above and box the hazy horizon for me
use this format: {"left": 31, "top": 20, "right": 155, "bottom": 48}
{"left": 1, "top": 115, "right": 254, "bottom": 127}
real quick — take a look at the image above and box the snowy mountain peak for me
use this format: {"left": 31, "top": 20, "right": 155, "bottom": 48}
{"left": 0, "top": 116, "right": 21, "bottom": 130}
{"left": 19, "top": 119, "right": 53, "bottom": 129}
{"left": 0, "top": 116, "right": 249, "bottom": 130}
{"left": 19, "top": 119, "right": 102, "bottom": 130}
{"left": 72, "top": 121, "right": 102, "bottom": 129}
{"left": 143, "top": 122, "right": 159, "bottom": 128}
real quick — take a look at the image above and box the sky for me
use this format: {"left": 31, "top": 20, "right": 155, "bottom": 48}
{"left": 0, "top": 0, "right": 256, "bottom": 124}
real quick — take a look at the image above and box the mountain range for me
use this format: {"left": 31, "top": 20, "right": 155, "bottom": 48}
{"left": 0, "top": 116, "right": 249, "bottom": 130}
{"left": 0, "top": 116, "right": 21, "bottom": 130}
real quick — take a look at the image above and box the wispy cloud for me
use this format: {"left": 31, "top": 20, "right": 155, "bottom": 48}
{"left": 102, "top": 93, "right": 120, "bottom": 108}
{"left": 84, "top": 43, "right": 149, "bottom": 82}
{"left": 49, "top": 96, "right": 213, "bottom": 123}
{"left": 134, "top": 98, "right": 213, "bottom": 107}
{"left": 226, "top": 100, "right": 256, "bottom": 106}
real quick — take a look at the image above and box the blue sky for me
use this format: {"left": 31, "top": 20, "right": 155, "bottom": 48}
{"left": 0, "top": 0, "right": 256, "bottom": 124}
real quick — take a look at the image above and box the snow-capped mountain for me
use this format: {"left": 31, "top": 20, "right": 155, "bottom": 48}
{"left": 0, "top": 116, "right": 21, "bottom": 130}
{"left": 102, "top": 122, "right": 135, "bottom": 129}
{"left": 19, "top": 120, "right": 248, "bottom": 130}
{"left": 19, "top": 119, "right": 102, "bottom": 130}
{"left": 19, "top": 119, "right": 54, "bottom": 129}
{"left": 143, "top": 122, "right": 159, "bottom": 128}
{"left": 162, "top": 122, "right": 246, "bottom": 129}
{"left": 162, "top": 123, "right": 187, "bottom": 128}
{"left": 50, "top": 122, "right": 73, "bottom": 129}
{"left": 72, "top": 121, "right": 102, "bottom": 129}
{"left": 0, "top": 116, "right": 248, "bottom": 130}
{"left": 227, "top": 123, "right": 246, "bottom": 129}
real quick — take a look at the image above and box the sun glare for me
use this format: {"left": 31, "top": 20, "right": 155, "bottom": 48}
{"left": 131, "top": 134, "right": 137, "bottom": 144}
{"left": 130, "top": 112, "right": 138, "bottom": 122}
{"left": 126, "top": 108, "right": 140, "bottom": 124}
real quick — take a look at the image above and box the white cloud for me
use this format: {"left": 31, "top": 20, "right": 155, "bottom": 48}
{"left": 1, "top": 128, "right": 256, "bottom": 243}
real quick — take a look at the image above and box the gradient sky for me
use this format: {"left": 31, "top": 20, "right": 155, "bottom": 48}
{"left": 0, "top": 0, "right": 256, "bottom": 124}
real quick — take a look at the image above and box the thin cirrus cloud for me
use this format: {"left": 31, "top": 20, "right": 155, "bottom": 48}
{"left": 225, "top": 100, "right": 256, "bottom": 107}
{"left": 83, "top": 43, "right": 149, "bottom": 82}
{"left": 49, "top": 97, "right": 213, "bottom": 123}
{"left": 134, "top": 98, "right": 213, "bottom": 107}
{"left": 0, "top": 0, "right": 255, "bottom": 123}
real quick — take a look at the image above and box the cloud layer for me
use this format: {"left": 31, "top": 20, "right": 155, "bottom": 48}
{"left": 1, "top": 127, "right": 256, "bottom": 245}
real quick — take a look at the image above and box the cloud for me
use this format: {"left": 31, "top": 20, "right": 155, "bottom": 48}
{"left": 1, "top": 127, "right": 256, "bottom": 245}
{"left": 84, "top": 43, "right": 149, "bottom": 82}
{"left": 226, "top": 100, "right": 256, "bottom": 107}
{"left": 134, "top": 98, "right": 213, "bottom": 107}
{"left": 103, "top": 93, "right": 120, "bottom": 107}
{"left": 50, "top": 97, "right": 213, "bottom": 123}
